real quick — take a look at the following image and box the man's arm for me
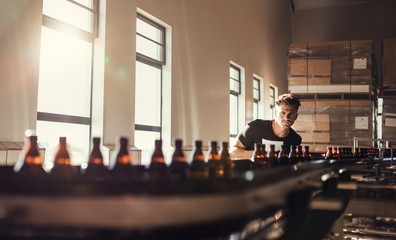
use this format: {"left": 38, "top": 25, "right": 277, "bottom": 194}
{"left": 229, "top": 139, "right": 254, "bottom": 160}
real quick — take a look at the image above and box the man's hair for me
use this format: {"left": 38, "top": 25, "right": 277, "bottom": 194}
{"left": 275, "top": 93, "right": 301, "bottom": 112}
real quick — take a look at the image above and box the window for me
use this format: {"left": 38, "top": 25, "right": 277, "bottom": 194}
{"left": 269, "top": 86, "right": 276, "bottom": 119}
{"left": 253, "top": 78, "right": 260, "bottom": 120}
{"left": 135, "top": 13, "right": 166, "bottom": 165}
{"left": 229, "top": 65, "right": 241, "bottom": 138}
{"left": 37, "top": 0, "right": 99, "bottom": 169}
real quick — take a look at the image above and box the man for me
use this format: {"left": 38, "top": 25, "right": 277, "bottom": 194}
{"left": 230, "top": 93, "right": 302, "bottom": 159}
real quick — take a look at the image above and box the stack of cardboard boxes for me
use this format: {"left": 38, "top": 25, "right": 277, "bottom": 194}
{"left": 381, "top": 38, "right": 396, "bottom": 141}
{"left": 288, "top": 40, "right": 375, "bottom": 151}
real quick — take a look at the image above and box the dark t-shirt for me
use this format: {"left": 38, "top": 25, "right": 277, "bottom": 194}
{"left": 238, "top": 119, "right": 302, "bottom": 151}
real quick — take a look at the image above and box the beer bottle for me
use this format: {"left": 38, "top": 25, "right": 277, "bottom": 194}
{"left": 252, "top": 143, "right": 263, "bottom": 168}
{"left": 190, "top": 140, "right": 209, "bottom": 179}
{"left": 109, "top": 137, "right": 133, "bottom": 180}
{"left": 169, "top": 139, "right": 189, "bottom": 180}
{"left": 296, "top": 145, "right": 304, "bottom": 163}
{"left": 362, "top": 148, "right": 368, "bottom": 158}
{"left": 267, "top": 144, "right": 278, "bottom": 167}
{"left": 85, "top": 137, "right": 109, "bottom": 180}
{"left": 288, "top": 145, "right": 299, "bottom": 164}
{"left": 278, "top": 145, "right": 289, "bottom": 166}
{"left": 260, "top": 144, "right": 270, "bottom": 168}
{"left": 353, "top": 148, "right": 360, "bottom": 159}
{"left": 303, "top": 146, "right": 312, "bottom": 162}
{"left": 332, "top": 146, "right": 339, "bottom": 160}
{"left": 347, "top": 148, "right": 353, "bottom": 159}
{"left": 253, "top": 143, "right": 269, "bottom": 168}
{"left": 325, "top": 146, "right": 333, "bottom": 160}
{"left": 51, "top": 137, "right": 73, "bottom": 178}
{"left": 220, "top": 141, "right": 234, "bottom": 177}
{"left": 14, "top": 135, "right": 46, "bottom": 177}
{"left": 148, "top": 139, "right": 167, "bottom": 179}
{"left": 337, "top": 147, "right": 344, "bottom": 160}
{"left": 207, "top": 141, "right": 223, "bottom": 178}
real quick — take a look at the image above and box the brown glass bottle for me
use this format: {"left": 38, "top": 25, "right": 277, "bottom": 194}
{"left": 353, "top": 148, "right": 360, "bottom": 159}
{"left": 169, "top": 139, "right": 189, "bottom": 180}
{"left": 190, "top": 140, "right": 209, "bottom": 179}
{"left": 207, "top": 141, "right": 223, "bottom": 178}
{"left": 85, "top": 137, "right": 109, "bottom": 179}
{"left": 349, "top": 148, "right": 354, "bottom": 159}
{"left": 252, "top": 143, "right": 263, "bottom": 167}
{"left": 347, "top": 148, "right": 353, "bottom": 159}
{"left": 51, "top": 137, "right": 73, "bottom": 178}
{"left": 337, "top": 147, "right": 344, "bottom": 160}
{"left": 109, "top": 137, "right": 133, "bottom": 179}
{"left": 253, "top": 143, "right": 269, "bottom": 168}
{"left": 260, "top": 144, "right": 270, "bottom": 168}
{"left": 303, "top": 146, "right": 312, "bottom": 162}
{"left": 278, "top": 145, "right": 289, "bottom": 166}
{"left": 288, "top": 145, "right": 299, "bottom": 164}
{"left": 332, "top": 146, "right": 339, "bottom": 160}
{"left": 344, "top": 147, "right": 349, "bottom": 159}
{"left": 267, "top": 144, "right": 278, "bottom": 167}
{"left": 220, "top": 141, "right": 234, "bottom": 177}
{"left": 148, "top": 139, "right": 167, "bottom": 179}
{"left": 14, "top": 135, "right": 46, "bottom": 177}
{"left": 296, "top": 145, "right": 304, "bottom": 163}
{"left": 325, "top": 146, "right": 333, "bottom": 160}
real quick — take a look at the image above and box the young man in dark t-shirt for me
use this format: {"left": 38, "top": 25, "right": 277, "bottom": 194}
{"left": 230, "top": 93, "right": 302, "bottom": 159}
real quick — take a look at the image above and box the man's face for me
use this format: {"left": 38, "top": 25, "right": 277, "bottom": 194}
{"left": 274, "top": 104, "right": 298, "bottom": 129}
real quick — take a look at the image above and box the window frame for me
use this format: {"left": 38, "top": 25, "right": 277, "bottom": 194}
{"left": 135, "top": 13, "right": 166, "bottom": 139}
{"left": 36, "top": 0, "right": 99, "bottom": 166}
{"left": 229, "top": 64, "right": 241, "bottom": 138}
{"left": 253, "top": 77, "right": 260, "bottom": 120}
{"left": 136, "top": 12, "right": 166, "bottom": 66}
{"left": 37, "top": 0, "right": 99, "bottom": 135}
{"left": 269, "top": 85, "right": 277, "bottom": 119}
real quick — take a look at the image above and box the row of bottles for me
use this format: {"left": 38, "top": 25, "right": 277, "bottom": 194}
{"left": 324, "top": 146, "right": 374, "bottom": 160}
{"left": 252, "top": 144, "right": 312, "bottom": 168}
{"left": 13, "top": 135, "right": 235, "bottom": 180}
{"left": 149, "top": 139, "right": 234, "bottom": 179}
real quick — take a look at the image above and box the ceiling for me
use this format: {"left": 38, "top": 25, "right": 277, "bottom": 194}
{"left": 292, "top": 0, "right": 380, "bottom": 11}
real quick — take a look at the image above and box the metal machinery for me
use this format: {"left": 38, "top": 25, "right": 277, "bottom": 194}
{"left": 0, "top": 149, "right": 395, "bottom": 240}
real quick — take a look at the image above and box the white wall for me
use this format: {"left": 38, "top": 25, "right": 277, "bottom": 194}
{"left": 0, "top": 0, "right": 42, "bottom": 141}
{"left": 0, "top": 0, "right": 293, "bottom": 151}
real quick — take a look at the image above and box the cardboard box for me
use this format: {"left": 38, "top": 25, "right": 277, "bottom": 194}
{"left": 383, "top": 38, "right": 396, "bottom": 89}
{"left": 297, "top": 99, "right": 373, "bottom": 148}
{"left": 288, "top": 59, "right": 332, "bottom": 86}
{"left": 288, "top": 59, "right": 331, "bottom": 77}
{"left": 288, "top": 40, "right": 374, "bottom": 89}
{"left": 383, "top": 126, "right": 396, "bottom": 140}
{"left": 299, "top": 131, "right": 330, "bottom": 143}
{"left": 289, "top": 77, "right": 331, "bottom": 86}
{"left": 289, "top": 84, "right": 370, "bottom": 93}
{"left": 293, "top": 114, "right": 330, "bottom": 132}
